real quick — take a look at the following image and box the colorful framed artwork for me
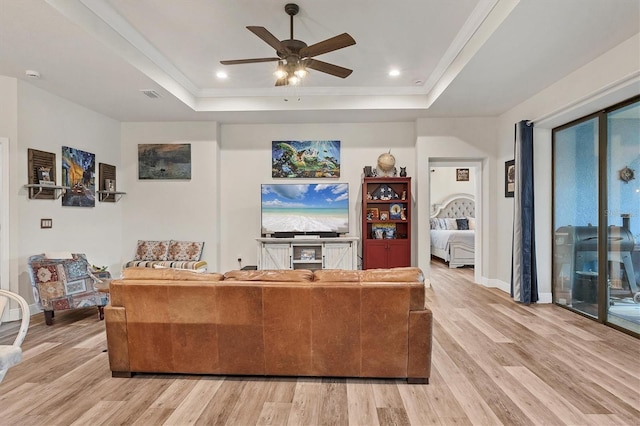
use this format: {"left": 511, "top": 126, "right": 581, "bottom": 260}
{"left": 366, "top": 207, "right": 379, "bottom": 221}
{"left": 389, "top": 203, "right": 402, "bottom": 219}
{"left": 138, "top": 143, "right": 191, "bottom": 180}
{"left": 272, "top": 140, "right": 340, "bottom": 178}
{"left": 372, "top": 222, "right": 396, "bottom": 239}
{"left": 61, "top": 146, "right": 95, "bottom": 207}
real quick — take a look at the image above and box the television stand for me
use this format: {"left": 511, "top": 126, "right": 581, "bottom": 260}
{"left": 257, "top": 237, "right": 358, "bottom": 270}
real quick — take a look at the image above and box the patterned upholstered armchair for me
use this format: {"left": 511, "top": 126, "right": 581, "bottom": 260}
{"left": 27, "top": 253, "right": 110, "bottom": 325}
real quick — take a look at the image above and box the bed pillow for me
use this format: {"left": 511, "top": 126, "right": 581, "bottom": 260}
{"left": 467, "top": 217, "right": 476, "bottom": 230}
{"left": 429, "top": 218, "right": 439, "bottom": 230}
{"left": 456, "top": 218, "right": 469, "bottom": 230}
{"left": 445, "top": 218, "right": 458, "bottom": 230}
{"left": 438, "top": 218, "right": 447, "bottom": 230}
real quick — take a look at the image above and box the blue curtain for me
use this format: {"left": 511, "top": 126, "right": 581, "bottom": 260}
{"left": 511, "top": 120, "right": 538, "bottom": 304}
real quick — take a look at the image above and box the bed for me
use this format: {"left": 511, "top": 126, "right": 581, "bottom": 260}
{"left": 430, "top": 194, "right": 475, "bottom": 268}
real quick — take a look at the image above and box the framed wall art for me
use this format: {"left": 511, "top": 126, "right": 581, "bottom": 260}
{"left": 61, "top": 146, "right": 95, "bottom": 207}
{"left": 138, "top": 143, "right": 191, "bottom": 180}
{"left": 505, "top": 159, "right": 515, "bottom": 198}
{"left": 272, "top": 140, "right": 340, "bottom": 178}
{"left": 456, "top": 168, "right": 470, "bottom": 181}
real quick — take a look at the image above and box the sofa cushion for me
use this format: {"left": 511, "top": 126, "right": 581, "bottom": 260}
{"left": 122, "top": 267, "right": 222, "bottom": 281}
{"left": 313, "top": 269, "right": 361, "bottom": 282}
{"left": 134, "top": 240, "right": 170, "bottom": 261}
{"left": 224, "top": 269, "right": 313, "bottom": 282}
{"left": 360, "top": 267, "right": 424, "bottom": 283}
{"left": 167, "top": 241, "right": 204, "bottom": 261}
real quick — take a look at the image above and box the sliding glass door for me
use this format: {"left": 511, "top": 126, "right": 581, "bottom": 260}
{"left": 553, "top": 96, "right": 639, "bottom": 336}
{"left": 606, "top": 100, "right": 640, "bottom": 333}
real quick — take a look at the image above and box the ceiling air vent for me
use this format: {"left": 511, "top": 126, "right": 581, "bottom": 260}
{"left": 140, "top": 89, "right": 162, "bottom": 99}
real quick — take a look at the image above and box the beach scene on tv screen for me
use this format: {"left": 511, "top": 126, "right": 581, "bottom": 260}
{"left": 261, "top": 184, "right": 349, "bottom": 234}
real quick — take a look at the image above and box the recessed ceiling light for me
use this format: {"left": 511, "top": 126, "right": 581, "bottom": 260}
{"left": 389, "top": 69, "right": 400, "bottom": 77}
{"left": 216, "top": 71, "right": 228, "bottom": 79}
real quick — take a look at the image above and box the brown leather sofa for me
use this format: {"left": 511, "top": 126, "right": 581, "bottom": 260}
{"left": 104, "top": 266, "right": 432, "bottom": 383}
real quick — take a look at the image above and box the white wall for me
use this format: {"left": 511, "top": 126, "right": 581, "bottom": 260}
{"left": 495, "top": 32, "right": 640, "bottom": 303}
{"left": 0, "top": 76, "right": 18, "bottom": 298}
{"left": 220, "top": 122, "right": 415, "bottom": 271}
{"left": 120, "top": 122, "right": 221, "bottom": 270}
{"left": 430, "top": 167, "right": 476, "bottom": 209}
{"left": 415, "top": 118, "right": 497, "bottom": 285}
{"left": 16, "top": 81, "right": 123, "bottom": 302}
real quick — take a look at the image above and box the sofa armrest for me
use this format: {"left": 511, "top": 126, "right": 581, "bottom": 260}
{"left": 104, "top": 305, "right": 131, "bottom": 377}
{"left": 407, "top": 309, "right": 433, "bottom": 384}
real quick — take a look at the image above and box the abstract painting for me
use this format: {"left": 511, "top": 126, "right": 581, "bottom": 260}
{"left": 272, "top": 140, "right": 340, "bottom": 178}
{"left": 61, "top": 146, "right": 95, "bottom": 207}
{"left": 138, "top": 143, "right": 191, "bottom": 180}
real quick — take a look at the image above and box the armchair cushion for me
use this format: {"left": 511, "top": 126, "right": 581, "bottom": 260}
{"left": 167, "top": 240, "right": 204, "bottom": 261}
{"left": 133, "top": 240, "right": 170, "bottom": 261}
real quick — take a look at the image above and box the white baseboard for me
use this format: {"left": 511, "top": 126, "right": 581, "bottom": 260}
{"left": 478, "top": 277, "right": 552, "bottom": 304}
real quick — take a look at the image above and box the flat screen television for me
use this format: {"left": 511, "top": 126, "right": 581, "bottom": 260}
{"left": 261, "top": 183, "right": 349, "bottom": 237}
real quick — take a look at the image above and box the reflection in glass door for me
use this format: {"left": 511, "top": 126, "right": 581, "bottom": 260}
{"left": 553, "top": 96, "right": 640, "bottom": 336}
{"left": 606, "top": 100, "right": 640, "bottom": 334}
{"left": 553, "top": 117, "right": 599, "bottom": 319}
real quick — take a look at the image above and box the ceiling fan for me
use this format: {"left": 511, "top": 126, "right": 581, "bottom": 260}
{"left": 220, "top": 3, "right": 356, "bottom": 86}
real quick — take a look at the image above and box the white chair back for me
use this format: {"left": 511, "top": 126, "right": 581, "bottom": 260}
{"left": 0, "top": 289, "right": 30, "bottom": 383}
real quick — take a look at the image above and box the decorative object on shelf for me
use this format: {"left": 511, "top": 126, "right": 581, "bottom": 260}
{"left": 505, "top": 159, "right": 515, "bottom": 197}
{"left": 376, "top": 151, "right": 397, "bottom": 177}
{"left": 105, "top": 179, "right": 115, "bottom": 192}
{"left": 138, "top": 143, "right": 192, "bottom": 180}
{"left": 272, "top": 140, "right": 340, "bottom": 178}
{"left": 371, "top": 183, "right": 398, "bottom": 200}
{"left": 401, "top": 190, "right": 407, "bottom": 200}
{"left": 98, "top": 163, "right": 125, "bottom": 202}
{"left": 389, "top": 203, "right": 402, "bottom": 219}
{"left": 401, "top": 208, "right": 407, "bottom": 220}
{"left": 618, "top": 165, "right": 635, "bottom": 183}
{"left": 38, "top": 167, "right": 53, "bottom": 185}
{"left": 299, "top": 249, "right": 316, "bottom": 261}
{"left": 372, "top": 222, "right": 396, "bottom": 239}
{"left": 62, "top": 146, "right": 95, "bottom": 208}
{"left": 380, "top": 211, "right": 389, "bottom": 221}
{"left": 366, "top": 207, "right": 379, "bottom": 220}
{"left": 399, "top": 167, "right": 407, "bottom": 177}
{"left": 456, "top": 168, "right": 469, "bottom": 181}
{"left": 363, "top": 165, "right": 373, "bottom": 177}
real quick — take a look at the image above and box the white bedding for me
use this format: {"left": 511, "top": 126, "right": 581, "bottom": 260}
{"left": 430, "top": 230, "right": 475, "bottom": 262}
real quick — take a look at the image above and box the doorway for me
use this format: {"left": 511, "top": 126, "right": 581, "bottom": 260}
{"left": 0, "top": 137, "right": 8, "bottom": 293}
{"left": 427, "top": 159, "right": 482, "bottom": 284}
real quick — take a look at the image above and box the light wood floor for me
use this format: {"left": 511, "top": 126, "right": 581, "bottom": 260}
{"left": 1, "top": 261, "right": 639, "bottom": 425}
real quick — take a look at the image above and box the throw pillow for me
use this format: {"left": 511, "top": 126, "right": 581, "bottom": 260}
{"left": 134, "top": 240, "right": 170, "bottom": 261}
{"left": 445, "top": 218, "right": 458, "bottom": 230}
{"left": 167, "top": 241, "right": 204, "bottom": 261}
{"left": 429, "top": 218, "right": 438, "bottom": 230}
{"left": 468, "top": 217, "right": 476, "bottom": 230}
{"left": 456, "top": 218, "right": 469, "bottom": 230}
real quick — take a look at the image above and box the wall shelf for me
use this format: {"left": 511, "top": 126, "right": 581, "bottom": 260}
{"left": 97, "top": 190, "right": 126, "bottom": 202}
{"left": 24, "top": 184, "right": 69, "bottom": 200}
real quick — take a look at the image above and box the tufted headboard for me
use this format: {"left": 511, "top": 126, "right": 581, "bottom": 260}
{"left": 431, "top": 193, "right": 475, "bottom": 218}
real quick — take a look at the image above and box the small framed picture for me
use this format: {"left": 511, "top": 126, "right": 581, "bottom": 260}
{"left": 105, "top": 179, "right": 116, "bottom": 192}
{"left": 456, "top": 168, "right": 469, "bottom": 181}
{"left": 389, "top": 203, "right": 402, "bottom": 220}
{"left": 366, "top": 207, "right": 379, "bottom": 221}
{"left": 38, "top": 167, "right": 54, "bottom": 185}
{"left": 380, "top": 211, "right": 389, "bottom": 221}
{"left": 505, "top": 160, "right": 515, "bottom": 197}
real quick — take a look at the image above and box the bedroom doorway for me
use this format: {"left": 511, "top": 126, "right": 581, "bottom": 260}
{"left": 428, "top": 160, "right": 482, "bottom": 284}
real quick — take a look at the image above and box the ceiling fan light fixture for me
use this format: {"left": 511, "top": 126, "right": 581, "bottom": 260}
{"left": 274, "top": 61, "right": 287, "bottom": 79}
{"left": 294, "top": 66, "right": 307, "bottom": 79}
{"left": 288, "top": 75, "right": 300, "bottom": 85}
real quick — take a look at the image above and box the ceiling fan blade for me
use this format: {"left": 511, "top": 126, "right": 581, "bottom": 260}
{"left": 299, "top": 33, "right": 356, "bottom": 58}
{"left": 305, "top": 59, "right": 353, "bottom": 78}
{"left": 275, "top": 77, "right": 288, "bottom": 87}
{"left": 247, "top": 26, "right": 291, "bottom": 56}
{"left": 220, "top": 57, "right": 280, "bottom": 65}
